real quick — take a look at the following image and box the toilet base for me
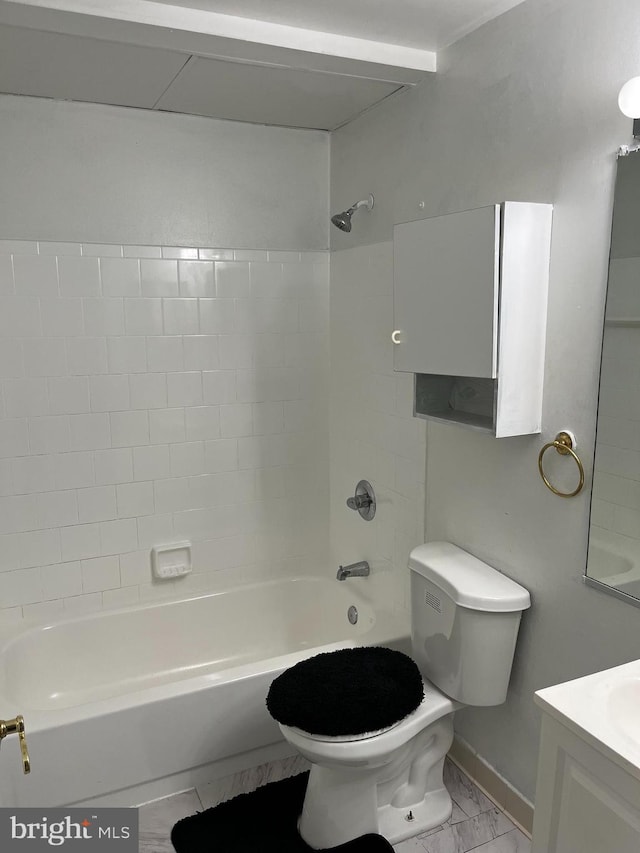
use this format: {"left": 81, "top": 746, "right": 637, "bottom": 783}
{"left": 298, "top": 715, "right": 454, "bottom": 848}
{"left": 378, "top": 785, "right": 452, "bottom": 844}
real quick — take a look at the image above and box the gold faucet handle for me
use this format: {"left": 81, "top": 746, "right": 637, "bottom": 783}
{"left": 0, "top": 715, "right": 30, "bottom": 774}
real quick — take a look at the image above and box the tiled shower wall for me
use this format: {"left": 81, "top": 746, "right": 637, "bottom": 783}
{"left": 329, "top": 242, "right": 426, "bottom": 612}
{"left": 0, "top": 239, "right": 329, "bottom": 621}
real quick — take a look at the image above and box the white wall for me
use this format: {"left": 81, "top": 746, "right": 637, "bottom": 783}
{"left": 0, "top": 95, "right": 330, "bottom": 622}
{"left": 0, "top": 95, "right": 329, "bottom": 251}
{"left": 330, "top": 0, "right": 640, "bottom": 801}
{"left": 330, "top": 242, "right": 426, "bottom": 613}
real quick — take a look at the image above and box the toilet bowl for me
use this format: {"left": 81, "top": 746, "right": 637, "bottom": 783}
{"left": 269, "top": 542, "right": 531, "bottom": 848}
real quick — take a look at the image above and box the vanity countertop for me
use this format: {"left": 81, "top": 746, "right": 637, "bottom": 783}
{"left": 535, "top": 658, "right": 640, "bottom": 782}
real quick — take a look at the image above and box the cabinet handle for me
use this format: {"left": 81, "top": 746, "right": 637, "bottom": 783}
{"left": 391, "top": 330, "right": 402, "bottom": 344}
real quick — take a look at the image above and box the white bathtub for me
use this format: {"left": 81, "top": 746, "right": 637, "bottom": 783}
{"left": 0, "top": 577, "right": 408, "bottom": 807}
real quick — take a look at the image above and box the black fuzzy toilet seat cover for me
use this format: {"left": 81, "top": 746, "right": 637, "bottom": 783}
{"left": 266, "top": 647, "right": 425, "bottom": 737}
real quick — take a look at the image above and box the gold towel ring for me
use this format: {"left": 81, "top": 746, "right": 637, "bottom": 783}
{"left": 538, "top": 431, "right": 585, "bottom": 498}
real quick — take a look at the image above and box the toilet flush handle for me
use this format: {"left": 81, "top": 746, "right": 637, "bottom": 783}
{"left": 0, "top": 715, "right": 31, "bottom": 774}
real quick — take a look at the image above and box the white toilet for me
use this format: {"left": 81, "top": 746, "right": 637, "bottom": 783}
{"left": 277, "top": 542, "right": 531, "bottom": 847}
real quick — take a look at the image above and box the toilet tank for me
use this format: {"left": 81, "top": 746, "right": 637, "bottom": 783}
{"left": 409, "top": 542, "right": 530, "bottom": 706}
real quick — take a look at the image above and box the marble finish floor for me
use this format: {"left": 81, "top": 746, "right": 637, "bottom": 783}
{"left": 137, "top": 755, "right": 530, "bottom": 853}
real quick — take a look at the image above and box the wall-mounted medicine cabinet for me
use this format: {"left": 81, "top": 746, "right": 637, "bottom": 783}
{"left": 393, "top": 201, "right": 553, "bottom": 437}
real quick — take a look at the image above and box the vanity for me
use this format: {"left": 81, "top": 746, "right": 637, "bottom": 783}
{"left": 532, "top": 660, "right": 640, "bottom": 852}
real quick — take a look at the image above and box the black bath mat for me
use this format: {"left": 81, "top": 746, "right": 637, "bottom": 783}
{"left": 171, "top": 772, "right": 393, "bottom": 853}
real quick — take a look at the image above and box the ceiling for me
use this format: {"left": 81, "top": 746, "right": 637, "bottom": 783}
{"left": 0, "top": 0, "right": 527, "bottom": 131}
{"left": 148, "top": 0, "right": 528, "bottom": 52}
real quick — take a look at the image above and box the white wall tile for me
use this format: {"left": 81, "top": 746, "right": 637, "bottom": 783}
{"left": 116, "top": 481, "right": 154, "bottom": 518}
{"left": 200, "top": 249, "right": 234, "bottom": 261}
{"left": 83, "top": 298, "right": 125, "bottom": 336}
{"left": 178, "top": 260, "right": 215, "bottom": 297}
{"left": 119, "top": 550, "right": 150, "bottom": 586}
{"left": 53, "top": 451, "right": 95, "bottom": 490}
{"left": 69, "top": 413, "right": 110, "bottom": 451}
{"left": 18, "top": 528, "right": 61, "bottom": 569}
{"left": 67, "top": 337, "right": 108, "bottom": 375}
{"left": 149, "top": 408, "right": 185, "bottom": 444}
{"left": 0, "top": 241, "right": 329, "bottom": 619}
{"left": 170, "top": 441, "right": 205, "bottom": 477}
{"left": 185, "top": 406, "right": 221, "bottom": 441}
{"left": 0, "top": 298, "right": 41, "bottom": 337}
{"left": 100, "top": 518, "right": 138, "bottom": 555}
{"left": 204, "top": 438, "right": 238, "bottom": 473}
{"left": 107, "top": 336, "right": 147, "bottom": 373}
{"left": 40, "top": 298, "right": 84, "bottom": 337}
{"left": 110, "top": 410, "right": 149, "bottom": 447}
{"left": 38, "top": 242, "right": 81, "bottom": 256}
{"left": 167, "top": 372, "right": 202, "bottom": 407}
{"left": 129, "top": 373, "right": 167, "bottom": 410}
{"left": 94, "top": 448, "right": 133, "bottom": 485}
{"left": 137, "top": 513, "right": 174, "bottom": 549}
{"left": 12, "top": 455, "right": 55, "bottom": 494}
{"left": 162, "top": 247, "right": 198, "bottom": 260}
{"left": 13, "top": 255, "right": 58, "bottom": 296}
{"left": 0, "top": 460, "right": 13, "bottom": 497}
{"left": 154, "top": 477, "right": 191, "bottom": 513}
{"left": 133, "top": 444, "right": 170, "bottom": 481}
{"left": 63, "top": 592, "right": 103, "bottom": 614}
{"left": 0, "top": 256, "right": 13, "bottom": 296}
{"left": 183, "top": 336, "right": 218, "bottom": 371}
{"left": 4, "top": 378, "right": 48, "bottom": 416}
{"left": 0, "top": 495, "right": 38, "bottom": 533}
{"left": 0, "top": 255, "right": 13, "bottom": 299}
{"left": 125, "top": 298, "right": 163, "bottom": 335}
{"left": 202, "top": 370, "right": 236, "bottom": 404}
{"left": 199, "top": 298, "right": 235, "bottom": 334}
{"left": 123, "top": 246, "right": 161, "bottom": 259}
{"left": 58, "top": 256, "right": 100, "bottom": 297}
{"left": 61, "top": 523, "right": 101, "bottom": 561}
{"left": 140, "top": 259, "right": 178, "bottom": 296}
{"left": 0, "top": 340, "right": 24, "bottom": 379}
{"left": 40, "top": 561, "right": 82, "bottom": 600}
{"left": 48, "top": 376, "right": 90, "bottom": 414}
{"left": 147, "top": 336, "right": 184, "bottom": 372}
{"left": 215, "top": 262, "right": 250, "bottom": 297}
{"left": 100, "top": 258, "right": 140, "bottom": 297}
{"left": 220, "top": 404, "right": 253, "bottom": 438}
{"left": 162, "top": 298, "right": 199, "bottom": 335}
{"left": 2, "top": 567, "right": 42, "bottom": 607}
{"left": 29, "top": 416, "right": 70, "bottom": 454}
{"left": 82, "top": 243, "right": 122, "bottom": 258}
{"left": 37, "top": 490, "right": 78, "bottom": 528}
{"left": 82, "top": 555, "right": 120, "bottom": 592}
{"left": 0, "top": 419, "right": 29, "bottom": 458}
{"left": 90, "top": 374, "right": 130, "bottom": 412}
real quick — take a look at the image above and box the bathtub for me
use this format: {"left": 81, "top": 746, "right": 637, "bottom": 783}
{"left": 0, "top": 576, "right": 408, "bottom": 808}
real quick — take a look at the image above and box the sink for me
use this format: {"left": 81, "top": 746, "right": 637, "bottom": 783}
{"left": 535, "top": 658, "right": 640, "bottom": 778}
{"left": 608, "top": 677, "right": 640, "bottom": 745}
{"left": 533, "top": 660, "right": 640, "bottom": 853}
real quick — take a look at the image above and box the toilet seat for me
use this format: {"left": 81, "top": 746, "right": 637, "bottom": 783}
{"left": 279, "top": 679, "right": 458, "bottom": 766}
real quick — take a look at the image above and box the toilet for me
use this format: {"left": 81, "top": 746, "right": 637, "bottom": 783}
{"left": 267, "top": 542, "right": 531, "bottom": 848}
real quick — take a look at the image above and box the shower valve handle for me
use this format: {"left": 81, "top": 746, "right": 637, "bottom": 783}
{"left": 0, "top": 715, "right": 31, "bottom": 774}
{"left": 346, "top": 494, "right": 372, "bottom": 511}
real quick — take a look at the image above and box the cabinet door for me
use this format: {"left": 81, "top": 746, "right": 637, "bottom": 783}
{"left": 393, "top": 205, "right": 500, "bottom": 377}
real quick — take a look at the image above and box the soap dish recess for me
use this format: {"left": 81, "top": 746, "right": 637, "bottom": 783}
{"left": 151, "top": 542, "right": 192, "bottom": 579}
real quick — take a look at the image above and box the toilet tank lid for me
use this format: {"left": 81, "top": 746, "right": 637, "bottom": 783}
{"left": 409, "top": 542, "right": 531, "bottom": 612}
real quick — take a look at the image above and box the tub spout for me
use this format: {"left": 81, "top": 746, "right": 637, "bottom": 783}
{"left": 336, "top": 561, "right": 370, "bottom": 581}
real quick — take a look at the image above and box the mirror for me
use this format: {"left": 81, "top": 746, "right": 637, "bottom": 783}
{"left": 587, "top": 151, "right": 640, "bottom": 605}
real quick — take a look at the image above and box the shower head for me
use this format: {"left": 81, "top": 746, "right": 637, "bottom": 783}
{"left": 330, "top": 194, "right": 374, "bottom": 232}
